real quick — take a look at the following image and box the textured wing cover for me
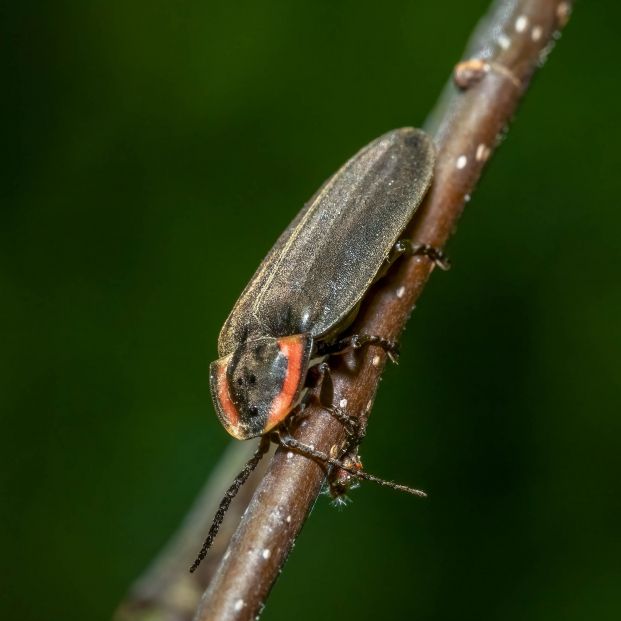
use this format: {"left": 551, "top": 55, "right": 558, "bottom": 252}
{"left": 218, "top": 128, "right": 435, "bottom": 356}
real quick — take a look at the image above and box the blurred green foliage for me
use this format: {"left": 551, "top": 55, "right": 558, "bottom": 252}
{"left": 2, "top": 1, "right": 620, "bottom": 620}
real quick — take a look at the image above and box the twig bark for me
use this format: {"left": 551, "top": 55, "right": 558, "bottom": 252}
{"left": 194, "top": 1, "right": 573, "bottom": 620}
{"left": 114, "top": 1, "right": 574, "bottom": 620}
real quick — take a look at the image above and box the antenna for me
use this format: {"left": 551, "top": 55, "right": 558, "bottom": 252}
{"left": 190, "top": 428, "right": 426, "bottom": 573}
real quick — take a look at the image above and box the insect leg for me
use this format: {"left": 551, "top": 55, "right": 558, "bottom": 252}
{"left": 305, "top": 361, "right": 362, "bottom": 436}
{"left": 388, "top": 239, "right": 451, "bottom": 270}
{"left": 189, "top": 435, "right": 271, "bottom": 573}
{"left": 304, "top": 360, "right": 330, "bottom": 390}
{"left": 305, "top": 359, "right": 371, "bottom": 499}
{"left": 317, "top": 334, "right": 401, "bottom": 363}
{"left": 326, "top": 413, "right": 370, "bottom": 501}
{"left": 273, "top": 432, "right": 426, "bottom": 498}
{"left": 325, "top": 405, "right": 364, "bottom": 439}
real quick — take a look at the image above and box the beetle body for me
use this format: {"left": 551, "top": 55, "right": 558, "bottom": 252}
{"left": 211, "top": 127, "right": 435, "bottom": 440}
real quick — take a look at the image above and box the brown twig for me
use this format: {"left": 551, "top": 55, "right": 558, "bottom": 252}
{"left": 114, "top": 1, "right": 574, "bottom": 620}
{"left": 193, "top": 1, "right": 573, "bottom": 619}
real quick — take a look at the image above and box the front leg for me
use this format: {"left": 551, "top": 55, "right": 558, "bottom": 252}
{"left": 305, "top": 361, "right": 362, "bottom": 438}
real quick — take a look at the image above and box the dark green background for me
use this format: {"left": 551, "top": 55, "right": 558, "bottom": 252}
{"left": 2, "top": 1, "right": 620, "bottom": 619}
